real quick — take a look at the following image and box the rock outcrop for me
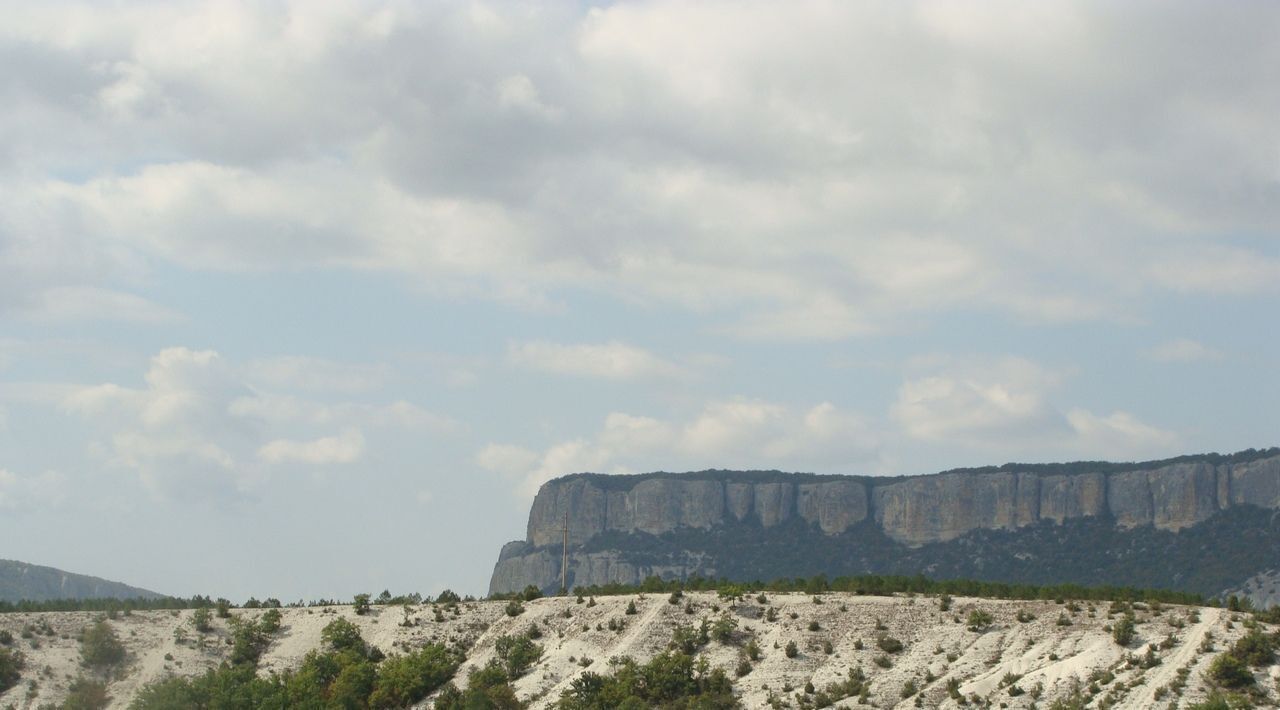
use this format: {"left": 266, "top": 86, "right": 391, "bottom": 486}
{"left": 490, "top": 449, "right": 1280, "bottom": 596}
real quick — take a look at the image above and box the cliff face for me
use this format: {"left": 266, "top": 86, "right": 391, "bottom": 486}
{"left": 490, "top": 450, "right": 1280, "bottom": 596}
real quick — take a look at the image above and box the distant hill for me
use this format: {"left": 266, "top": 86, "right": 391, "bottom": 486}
{"left": 491, "top": 448, "right": 1280, "bottom": 605}
{"left": 0, "top": 559, "right": 161, "bottom": 603}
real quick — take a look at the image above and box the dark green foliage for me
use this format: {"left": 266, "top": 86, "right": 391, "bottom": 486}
{"left": 321, "top": 617, "right": 368, "bottom": 656}
{"left": 876, "top": 635, "right": 903, "bottom": 653}
{"left": 784, "top": 640, "right": 798, "bottom": 658}
{"left": 0, "top": 629, "right": 12, "bottom": 645}
{"left": 555, "top": 651, "right": 739, "bottom": 709}
{"left": 228, "top": 616, "right": 273, "bottom": 667}
{"left": 435, "top": 589, "right": 461, "bottom": 604}
{"left": 80, "top": 619, "right": 127, "bottom": 668}
{"left": 62, "top": 677, "right": 111, "bottom": 710}
{"left": 494, "top": 634, "right": 543, "bottom": 679}
{"left": 1113, "top": 612, "right": 1136, "bottom": 646}
{"left": 1188, "top": 690, "right": 1255, "bottom": 709}
{"left": 192, "top": 607, "right": 212, "bottom": 633}
{"left": 505, "top": 599, "right": 525, "bottom": 617}
{"left": 353, "top": 593, "right": 372, "bottom": 616}
{"left": 368, "top": 643, "right": 462, "bottom": 708}
{"left": 0, "top": 646, "right": 23, "bottom": 694}
{"left": 966, "top": 610, "right": 994, "bottom": 631}
{"left": 625, "top": 600, "right": 637, "bottom": 615}
{"left": 436, "top": 661, "right": 522, "bottom": 710}
{"left": 711, "top": 615, "right": 737, "bottom": 643}
{"left": 1227, "top": 628, "right": 1276, "bottom": 667}
{"left": 215, "top": 599, "right": 231, "bottom": 618}
{"left": 520, "top": 585, "right": 542, "bottom": 602}
{"left": 1208, "top": 653, "right": 1254, "bottom": 688}
{"left": 259, "top": 608, "right": 283, "bottom": 635}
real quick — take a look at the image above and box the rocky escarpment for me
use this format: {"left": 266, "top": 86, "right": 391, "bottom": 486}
{"left": 490, "top": 449, "right": 1280, "bottom": 598}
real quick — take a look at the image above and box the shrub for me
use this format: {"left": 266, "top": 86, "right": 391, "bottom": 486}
{"left": 353, "top": 594, "right": 372, "bottom": 616}
{"left": 0, "top": 647, "right": 24, "bottom": 694}
{"left": 321, "top": 617, "right": 367, "bottom": 655}
{"left": 0, "top": 630, "right": 11, "bottom": 646}
{"left": 435, "top": 589, "right": 461, "bottom": 604}
{"left": 494, "top": 634, "right": 543, "bottom": 679}
{"left": 521, "top": 585, "right": 543, "bottom": 602}
{"left": 668, "top": 591, "right": 682, "bottom": 605}
{"left": 61, "top": 677, "right": 110, "bottom": 710}
{"left": 192, "top": 607, "right": 212, "bottom": 633}
{"left": 877, "top": 635, "right": 904, "bottom": 654}
{"left": 1016, "top": 610, "right": 1036, "bottom": 623}
{"left": 901, "top": 679, "right": 917, "bottom": 698}
{"left": 807, "top": 620, "right": 820, "bottom": 632}
{"left": 966, "top": 610, "right": 994, "bottom": 631}
{"left": 80, "top": 620, "right": 126, "bottom": 669}
{"left": 711, "top": 615, "right": 737, "bottom": 644}
{"left": 215, "top": 598, "right": 231, "bottom": 618}
{"left": 1113, "top": 613, "right": 1136, "bottom": 646}
{"left": 1228, "top": 628, "right": 1275, "bottom": 667}
{"left": 939, "top": 594, "right": 952, "bottom": 611}
{"left": 625, "top": 600, "right": 638, "bottom": 615}
{"left": 1207, "top": 653, "right": 1254, "bottom": 688}
{"left": 505, "top": 599, "right": 525, "bottom": 617}
{"left": 259, "top": 608, "right": 283, "bottom": 635}
{"left": 368, "top": 643, "right": 462, "bottom": 709}
{"left": 873, "top": 654, "right": 892, "bottom": 668}
{"left": 784, "top": 640, "right": 798, "bottom": 658}
{"left": 746, "top": 639, "right": 761, "bottom": 661}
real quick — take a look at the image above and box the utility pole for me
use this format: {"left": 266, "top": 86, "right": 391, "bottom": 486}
{"left": 560, "top": 511, "right": 569, "bottom": 596}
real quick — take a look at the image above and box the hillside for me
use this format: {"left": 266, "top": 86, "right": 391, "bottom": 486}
{"left": 490, "top": 449, "right": 1280, "bottom": 602}
{"left": 0, "top": 560, "right": 160, "bottom": 604}
{"left": 1, "top": 592, "right": 1275, "bottom": 709}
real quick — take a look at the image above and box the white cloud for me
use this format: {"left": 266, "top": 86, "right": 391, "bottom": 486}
{"left": 1145, "top": 338, "right": 1224, "bottom": 364}
{"left": 0, "top": 468, "right": 68, "bottom": 512}
{"left": 506, "top": 340, "right": 686, "bottom": 379}
{"left": 60, "top": 347, "right": 448, "bottom": 499}
{"left": 245, "top": 356, "right": 389, "bottom": 394}
{"left": 258, "top": 429, "right": 365, "bottom": 465}
{"left": 1, "top": 2, "right": 1275, "bottom": 334}
{"left": 891, "top": 357, "right": 1179, "bottom": 459}
{"left": 479, "top": 398, "right": 879, "bottom": 498}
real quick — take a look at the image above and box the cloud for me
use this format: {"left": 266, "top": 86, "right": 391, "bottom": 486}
{"left": 60, "top": 347, "right": 448, "bottom": 499}
{"left": 245, "top": 356, "right": 389, "bottom": 394}
{"left": 0, "top": 468, "right": 68, "bottom": 513}
{"left": 1, "top": 2, "right": 1276, "bottom": 334}
{"left": 1145, "top": 338, "right": 1224, "bottom": 364}
{"left": 478, "top": 398, "right": 879, "bottom": 498}
{"left": 506, "top": 340, "right": 686, "bottom": 379}
{"left": 891, "top": 357, "right": 1178, "bottom": 459}
{"left": 258, "top": 429, "right": 365, "bottom": 465}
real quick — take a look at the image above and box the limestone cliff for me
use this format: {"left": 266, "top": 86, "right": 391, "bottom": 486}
{"left": 489, "top": 449, "right": 1280, "bottom": 597}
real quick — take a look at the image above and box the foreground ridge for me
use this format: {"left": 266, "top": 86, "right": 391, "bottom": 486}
{"left": 2, "top": 591, "right": 1277, "bottom": 709}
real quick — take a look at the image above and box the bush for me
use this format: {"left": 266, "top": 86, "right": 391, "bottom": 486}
{"left": 1228, "top": 628, "right": 1275, "bottom": 667}
{"left": 1208, "top": 653, "right": 1254, "bottom": 688}
{"left": 785, "top": 640, "right": 799, "bottom": 658}
{"left": 967, "top": 610, "right": 994, "bottom": 631}
{"left": 436, "top": 661, "right": 521, "bottom": 710}
{"left": 62, "top": 677, "right": 110, "bottom": 710}
{"left": 1113, "top": 613, "right": 1136, "bottom": 646}
{"left": 625, "top": 600, "right": 638, "bottom": 615}
{"left": 353, "top": 594, "right": 372, "bottom": 616}
{"left": 505, "top": 599, "right": 525, "bottom": 617}
{"left": 321, "top": 617, "right": 367, "bottom": 655}
{"left": 0, "top": 647, "right": 24, "bottom": 694}
{"left": 0, "top": 630, "right": 12, "bottom": 646}
{"left": 259, "top": 608, "right": 283, "bottom": 635}
{"left": 435, "top": 589, "right": 461, "bottom": 604}
{"left": 711, "top": 615, "right": 737, "bottom": 644}
{"left": 494, "top": 634, "right": 543, "bottom": 679}
{"left": 80, "top": 620, "right": 126, "bottom": 668}
{"left": 192, "top": 607, "right": 212, "bottom": 633}
{"left": 521, "top": 585, "right": 543, "bottom": 602}
{"left": 368, "top": 643, "right": 462, "bottom": 709}
{"left": 877, "top": 635, "right": 904, "bottom": 654}
{"left": 215, "top": 598, "right": 231, "bottom": 618}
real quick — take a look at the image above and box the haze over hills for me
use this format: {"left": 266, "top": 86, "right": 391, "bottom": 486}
{"left": 0, "top": 559, "right": 161, "bottom": 604}
{"left": 491, "top": 448, "right": 1280, "bottom": 603}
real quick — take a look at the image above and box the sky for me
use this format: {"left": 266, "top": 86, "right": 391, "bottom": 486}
{"left": 1, "top": 0, "right": 1278, "bottom": 602}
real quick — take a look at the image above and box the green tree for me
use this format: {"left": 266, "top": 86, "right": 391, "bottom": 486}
{"left": 368, "top": 643, "right": 462, "bottom": 709}
{"left": 353, "top": 594, "right": 372, "bottom": 616}
{"left": 81, "top": 620, "right": 127, "bottom": 669}
{"left": 322, "top": 618, "right": 368, "bottom": 656}
{"left": 494, "top": 634, "right": 543, "bottom": 679}
{"left": 62, "top": 677, "right": 111, "bottom": 710}
{"left": 0, "top": 647, "right": 23, "bottom": 694}
{"left": 1208, "top": 653, "right": 1254, "bottom": 688}
{"left": 192, "top": 607, "right": 212, "bottom": 633}
{"left": 1112, "top": 612, "right": 1136, "bottom": 646}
